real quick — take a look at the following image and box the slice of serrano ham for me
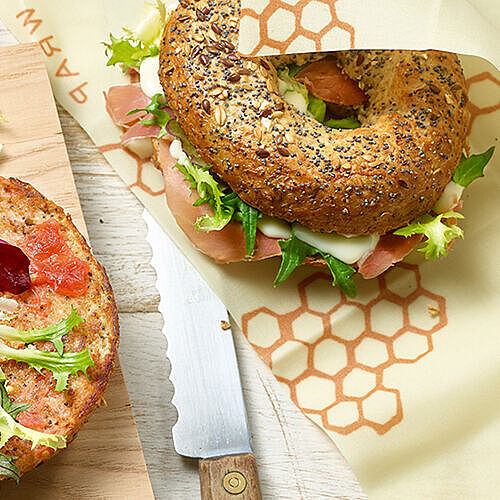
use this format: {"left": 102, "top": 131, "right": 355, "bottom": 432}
{"left": 357, "top": 234, "right": 422, "bottom": 279}
{"left": 155, "top": 138, "right": 281, "bottom": 264}
{"left": 104, "top": 84, "right": 150, "bottom": 127}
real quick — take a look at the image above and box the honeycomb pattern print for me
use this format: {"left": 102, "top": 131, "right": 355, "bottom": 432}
{"left": 239, "top": 0, "right": 355, "bottom": 57}
{"left": 242, "top": 263, "right": 447, "bottom": 434}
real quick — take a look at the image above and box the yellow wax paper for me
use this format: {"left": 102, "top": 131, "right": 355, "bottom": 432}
{"left": 1, "top": 2, "right": 499, "bottom": 498}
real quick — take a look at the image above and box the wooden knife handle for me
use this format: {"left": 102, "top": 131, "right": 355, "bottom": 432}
{"left": 199, "top": 453, "right": 262, "bottom": 499}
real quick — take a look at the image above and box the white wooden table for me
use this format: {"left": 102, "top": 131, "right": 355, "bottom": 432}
{"left": 1, "top": 25, "right": 366, "bottom": 500}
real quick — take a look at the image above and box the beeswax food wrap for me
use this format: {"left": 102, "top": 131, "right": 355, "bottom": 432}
{"left": 1, "top": 1, "right": 499, "bottom": 498}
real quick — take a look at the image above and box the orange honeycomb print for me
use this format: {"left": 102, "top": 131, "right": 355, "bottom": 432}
{"left": 239, "top": 0, "right": 355, "bottom": 57}
{"left": 242, "top": 264, "right": 447, "bottom": 434}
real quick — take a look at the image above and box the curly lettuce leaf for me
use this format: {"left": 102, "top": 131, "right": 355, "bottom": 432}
{"left": 0, "top": 344, "right": 94, "bottom": 392}
{"left": 103, "top": 34, "right": 158, "bottom": 72}
{"left": 394, "top": 212, "right": 464, "bottom": 259}
{"left": 0, "top": 307, "right": 82, "bottom": 356}
{"left": 174, "top": 155, "right": 233, "bottom": 231}
{"left": 0, "top": 453, "right": 20, "bottom": 482}
{"left": 325, "top": 116, "right": 361, "bottom": 129}
{"left": 0, "top": 380, "right": 65, "bottom": 450}
{"left": 452, "top": 147, "right": 495, "bottom": 187}
{"left": 0, "top": 112, "right": 6, "bottom": 123}
{"left": 274, "top": 233, "right": 357, "bottom": 296}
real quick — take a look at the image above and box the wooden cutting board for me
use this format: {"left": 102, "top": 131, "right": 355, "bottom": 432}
{"left": 0, "top": 43, "right": 154, "bottom": 499}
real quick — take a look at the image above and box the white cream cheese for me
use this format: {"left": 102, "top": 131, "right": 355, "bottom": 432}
{"left": 433, "top": 181, "right": 464, "bottom": 213}
{"left": 169, "top": 138, "right": 186, "bottom": 163}
{"left": 292, "top": 224, "right": 379, "bottom": 264}
{"left": 140, "top": 55, "right": 164, "bottom": 98}
{"left": 257, "top": 216, "right": 292, "bottom": 239}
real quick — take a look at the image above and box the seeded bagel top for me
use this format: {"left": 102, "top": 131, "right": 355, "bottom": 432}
{"left": 159, "top": 0, "right": 468, "bottom": 235}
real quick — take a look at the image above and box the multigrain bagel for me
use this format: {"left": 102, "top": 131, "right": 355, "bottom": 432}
{"left": 159, "top": 0, "right": 468, "bottom": 235}
{"left": 0, "top": 177, "right": 119, "bottom": 479}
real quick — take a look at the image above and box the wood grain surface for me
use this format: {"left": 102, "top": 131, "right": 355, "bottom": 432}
{"left": 0, "top": 26, "right": 367, "bottom": 499}
{"left": 0, "top": 42, "right": 153, "bottom": 499}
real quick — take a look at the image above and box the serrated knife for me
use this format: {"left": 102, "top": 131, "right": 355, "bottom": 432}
{"left": 146, "top": 211, "right": 262, "bottom": 499}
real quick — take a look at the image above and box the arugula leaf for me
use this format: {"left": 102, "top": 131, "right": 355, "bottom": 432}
{"left": 222, "top": 193, "right": 261, "bottom": 255}
{"left": 324, "top": 116, "right": 361, "bottom": 129}
{"left": 127, "top": 93, "right": 172, "bottom": 137}
{"left": 0, "top": 378, "right": 66, "bottom": 450}
{"left": 274, "top": 233, "right": 358, "bottom": 295}
{"left": 0, "top": 344, "right": 94, "bottom": 392}
{"left": 320, "top": 253, "right": 357, "bottom": 298}
{"left": 394, "top": 211, "right": 464, "bottom": 259}
{"left": 274, "top": 235, "right": 317, "bottom": 286}
{"left": 0, "top": 307, "right": 82, "bottom": 356}
{"left": 287, "top": 64, "right": 304, "bottom": 78}
{"left": 308, "top": 95, "right": 326, "bottom": 123}
{"left": 452, "top": 147, "right": 495, "bottom": 187}
{"left": 0, "top": 452, "right": 20, "bottom": 482}
{"left": 103, "top": 34, "right": 158, "bottom": 72}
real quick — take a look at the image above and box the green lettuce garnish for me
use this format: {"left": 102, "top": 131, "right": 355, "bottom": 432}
{"left": 277, "top": 65, "right": 361, "bottom": 130}
{"left": 220, "top": 193, "right": 261, "bottom": 255}
{"left": 325, "top": 116, "right": 361, "bottom": 129}
{"left": 103, "top": 34, "right": 158, "bottom": 72}
{"left": 394, "top": 211, "right": 464, "bottom": 259}
{"left": 174, "top": 155, "right": 233, "bottom": 231}
{"left": 128, "top": 93, "right": 172, "bottom": 137}
{"left": 0, "top": 452, "right": 20, "bottom": 482}
{"left": 0, "top": 344, "right": 93, "bottom": 392}
{"left": 0, "top": 307, "right": 82, "bottom": 356}
{"left": 308, "top": 95, "right": 326, "bottom": 123}
{"left": 0, "top": 376, "right": 66, "bottom": 450}
{"left": 274, "top": 233, "right": 357, "bottom": 297}
{"left": 452, "top": 147, "right": 495, "bottom": 187}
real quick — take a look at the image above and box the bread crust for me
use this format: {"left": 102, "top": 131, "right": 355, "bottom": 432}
{"left": 159, "top": 0, "right": 468, "bottom": 235}
{"left": 0, "top": 177, "right": 119, "bottom": 479}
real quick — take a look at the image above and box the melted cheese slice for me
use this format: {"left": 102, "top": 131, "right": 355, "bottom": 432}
{"left": 258, "top": 216, "right": 292, "bottom": 239}
{"left": 433, "top": 181, "right": 464, "bottom": 213}
{"left": 293, "top": 224, "right": 379, "bottom": 264}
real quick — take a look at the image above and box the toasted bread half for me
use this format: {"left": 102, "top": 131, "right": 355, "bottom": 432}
{"left": 0, "top": 177, "right": 119, "bottom": 479}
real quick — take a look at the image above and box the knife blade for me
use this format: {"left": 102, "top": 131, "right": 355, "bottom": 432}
{"left": 145, "top": 211, "right": 262, "bottom": 499}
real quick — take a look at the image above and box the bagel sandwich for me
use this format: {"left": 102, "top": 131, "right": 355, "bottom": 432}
{"left": 103, "top": 0, "right": 495, "bottom": 296}
{"left": 0, "top": 177, "right": 119, "bottom": 481}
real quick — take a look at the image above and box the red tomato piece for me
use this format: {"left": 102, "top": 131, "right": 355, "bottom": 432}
{"left": 21, "top": 219, "right": 89, "bottom": 297}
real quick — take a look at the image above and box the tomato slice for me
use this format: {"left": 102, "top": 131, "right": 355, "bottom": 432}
{"left": 295, "top": 58, "right": 367, "bottom": 106}
{"left": 21, "top": 219, "right": 89, "bottom": 297}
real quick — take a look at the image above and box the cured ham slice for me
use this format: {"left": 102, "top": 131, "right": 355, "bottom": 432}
{"left": 295, "top": 58, "right": 367, "bottom": 106}
{"left": 121, "top": 121, "right": 160, "bottom": 144}
{"left": 155, "top": 139, "right": 281, "bottom": 264}
{"left": 104, "top": 84, "right": 150, "bottom": 126}
{"left": 358, "top": 233, "right": 422, "bottom": 279}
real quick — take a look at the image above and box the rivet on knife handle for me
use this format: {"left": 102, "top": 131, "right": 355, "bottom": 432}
{"left": 199, "top": 453, "right": 262, "bottom": 499}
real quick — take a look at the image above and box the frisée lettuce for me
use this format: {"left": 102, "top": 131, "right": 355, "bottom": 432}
{"left": 0, "top": 374, "right": 66, "bottom": 451}
{"left": 394, "top": 212, "right": 464, "bottom": 259}
{"left": 0, "top": 307, "right": 82, "bottom": 356}
{"left": 103, "top": 0, "right": 169, "bottom": 72}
